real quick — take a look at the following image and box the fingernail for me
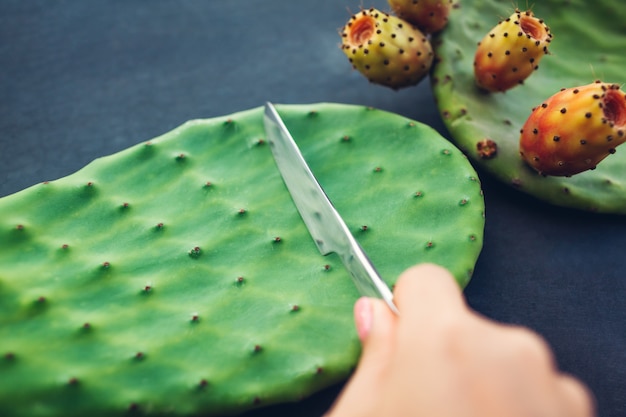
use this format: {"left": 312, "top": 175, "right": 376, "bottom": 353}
{"left": 354, "top": 297, "right": 373, "bottom": 342}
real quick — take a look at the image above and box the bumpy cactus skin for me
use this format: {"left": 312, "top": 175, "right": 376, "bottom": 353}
{"left": 474, "top": 9, "right": 552, "bottom": 92}
{"left": 520, "top": 82, "right": 626, "bottom": 176}
{"left": 341, "top": 8, "right": 433, "bottom": 89}
{"left": 388, "top": 0, "right": 454, "bottom": 34}
{"left": 0, "top": 104, "right": 484, "bottom": 416}
{"left": 431, "top": 0, "right": 626, "bottom": 213}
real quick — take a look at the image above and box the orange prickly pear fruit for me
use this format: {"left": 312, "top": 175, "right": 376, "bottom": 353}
{"left": 387, "top": 0, "right": 454, "bottom": 34}
{"left": 474, "top": 9, "right": 552, "bottom": 92}
{"left": 519, "top": 81, "right": 626, "bottom": 176}
{"left": 340, "top": 8, "right": 433, "bottom": 90}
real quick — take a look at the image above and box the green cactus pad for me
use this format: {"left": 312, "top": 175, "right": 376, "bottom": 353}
{"left": 0, "top": 103, "right": 484, "bottom": 416}
{"left": 431, "top": 0, "right": 626, "bottom": 213}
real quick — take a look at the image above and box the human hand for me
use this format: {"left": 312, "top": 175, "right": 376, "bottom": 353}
{"left": 326, "top": 264, "right": 595, "bottom": 417}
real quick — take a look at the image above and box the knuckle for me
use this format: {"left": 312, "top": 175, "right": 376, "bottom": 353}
{"left": 560, "top": 375, "right": 596, "bottom": 417}
{"left": 508, "top": 326, "right": 554, "bottom": 365}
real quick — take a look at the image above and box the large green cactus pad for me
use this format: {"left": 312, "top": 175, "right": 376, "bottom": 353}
{"left": 431, "top": 0, "right": 626, "bottom": 213}
{"left": 0, "top": 103, "right": 484, "bottom": 416}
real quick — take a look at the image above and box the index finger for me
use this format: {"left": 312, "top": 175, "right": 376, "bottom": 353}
{"left": 393, "top": 263, "right": 467, "bottom": 318}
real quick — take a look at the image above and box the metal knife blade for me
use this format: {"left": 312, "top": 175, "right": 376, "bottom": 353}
{"left": 263, "top": 102, "right": 399, "bottom": 315}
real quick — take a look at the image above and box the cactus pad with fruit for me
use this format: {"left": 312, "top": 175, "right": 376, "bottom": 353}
{"left": 431, "top": 0, "right": 626, "bottom": 213}
{"left": 0, "top": 103, "right": 484, "bottom": 416}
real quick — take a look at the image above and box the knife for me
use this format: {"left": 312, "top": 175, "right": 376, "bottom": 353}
{"left": 263, "top": 102, "right": 399, "bottom": 315}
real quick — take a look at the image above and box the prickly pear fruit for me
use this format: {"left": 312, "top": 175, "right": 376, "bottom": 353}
{"left": 387, "top": 0, "right": 454, "bottom": 34}
{"left": 519, "top": 81, "right": 626, "bottom": 176}
{"left": 474, "top": 8, "right": 552, "bottom": 92}
{"left": 340, "top": 8, "right": 433, "bottom": 90}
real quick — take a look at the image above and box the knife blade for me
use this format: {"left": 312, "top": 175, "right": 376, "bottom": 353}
{"left": 263, "top": 102, "right": 399, "bottom": 315}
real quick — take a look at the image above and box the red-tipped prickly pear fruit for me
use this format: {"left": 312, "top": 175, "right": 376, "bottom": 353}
{"left": 387, "top": 0, "right": 454, "bottom": 34}
{"left": 474, "top": 9, "right": 552, "bottom": 92}
{"left": 340, "top": 8, "right": 433, "bottom": 90}
{"left": 519, "top": 81, "right": 626, "bottom": 176}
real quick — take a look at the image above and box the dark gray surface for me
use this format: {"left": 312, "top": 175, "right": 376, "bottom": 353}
{"left": 1, "top": 1, "right": 624, "bottom": 416}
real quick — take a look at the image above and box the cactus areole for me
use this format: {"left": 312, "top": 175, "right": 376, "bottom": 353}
{"left": 0, "top": 103, "right": 484, "bottom": 416}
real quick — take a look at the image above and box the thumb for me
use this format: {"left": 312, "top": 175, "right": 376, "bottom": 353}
{"left": 354, "top": 296, "right": 397, "bottom": 381}
{"left": 327, "top": 297, "right": 397, "bottom": 416}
